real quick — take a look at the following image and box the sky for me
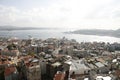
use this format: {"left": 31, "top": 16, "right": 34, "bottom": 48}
{"left": 0, "top": 0, "right": 120, "bottom": 30}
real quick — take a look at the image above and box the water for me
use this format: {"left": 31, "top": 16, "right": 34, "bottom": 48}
{"left": 0, "top": 29, "right": 120, "bottom": 43}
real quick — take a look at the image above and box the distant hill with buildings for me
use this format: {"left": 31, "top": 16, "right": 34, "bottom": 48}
{"left": 67, "top": 28, "right": 120, "bottom": 38}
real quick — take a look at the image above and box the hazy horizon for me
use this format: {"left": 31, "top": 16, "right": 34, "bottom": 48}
{"left": 0, "top": 0, "right": 120, "bottom": 30}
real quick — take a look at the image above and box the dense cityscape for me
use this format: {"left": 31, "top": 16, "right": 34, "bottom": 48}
{"left": 1, "top": 0, "right": 120, "bottom": 80}
{"left": 0, "top": 37, "right": 120, "bottom": 80}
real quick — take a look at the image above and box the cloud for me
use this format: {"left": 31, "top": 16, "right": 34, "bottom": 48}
{"left": 0, "top": 1, "right": 72, "bottom": 27}
{"left": 86, "top": 0, "right": 120, "bottom": 19}
{"left": 0, "top": 0, "right": 120, "bottom": 29}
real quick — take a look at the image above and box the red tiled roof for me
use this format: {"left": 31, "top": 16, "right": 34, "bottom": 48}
{"left": 25, "top": 62, "right": 30, "bottom": 67}
{"left": 11, "top": 50, "right": 19, "bottom": 53}
{"left": 0, "top": 61, "right": 2, "bottom": 65}
{"left": 0, "top": 61, "right": 10, "bottom": 65}
{"left": 4, "top": 61, "right": 10, "bottom": 64}
{"left": 54, "top": 73, "right": 65, "bottom": 80}
{"left": 48, "top": 45, "right": 54, "bottom": 49}
{"left": 115, "top": 70, "right": 120, "bottom": 76}
{"left": 4, "top": 66, "right": 16, "bottom": 76}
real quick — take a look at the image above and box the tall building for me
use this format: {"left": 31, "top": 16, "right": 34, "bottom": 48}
{"left": 26, "top": 58, "right": 41, "bottom": 80}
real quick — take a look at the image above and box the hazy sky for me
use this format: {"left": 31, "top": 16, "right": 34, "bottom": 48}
{"left": 0, "top": 0, "right": 120, "bottom": 29}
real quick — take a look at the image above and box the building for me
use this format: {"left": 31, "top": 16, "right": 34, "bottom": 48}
{"left": 26, "top": 58, "right": 41, "bottom": 80}
{"left": 65, "top": 59, "right": 90, "bottom": 79}
{"left": 53, "top": 71, "right": 65, "bottom": 80}
{"left": 4, "top": 65, "right": 18, "bottom": 80}
{"left": 1, "top": 49, "right": 20, "bottom": 57}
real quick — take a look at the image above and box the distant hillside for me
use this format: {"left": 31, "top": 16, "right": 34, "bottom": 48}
{"left": 0, "top": 26, "right": 50, "bottom": 31}
{"left": 67, "top": 29, "right": 120, "bottom": 38}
